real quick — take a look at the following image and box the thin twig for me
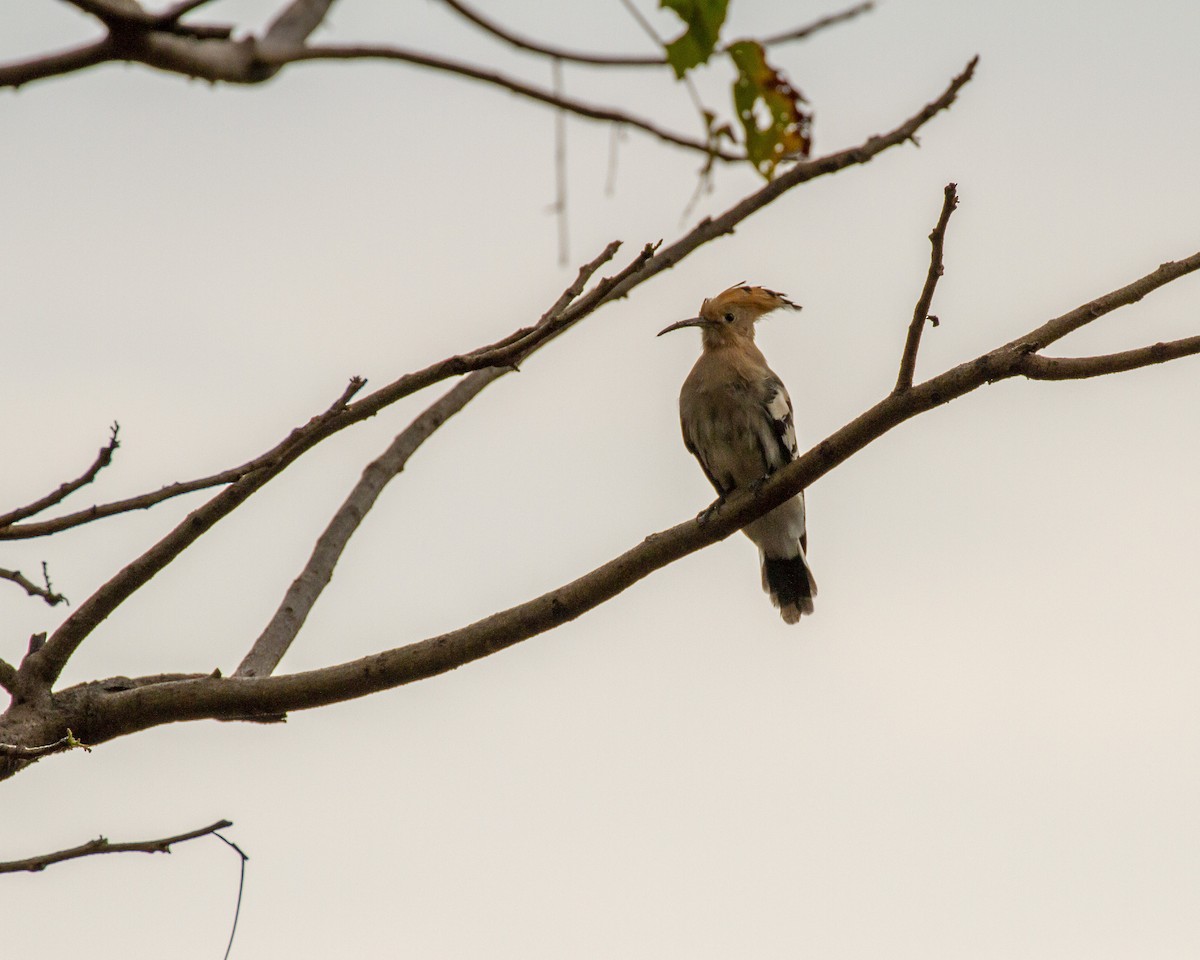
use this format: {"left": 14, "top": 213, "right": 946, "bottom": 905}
{"left": 0, "top": 567, "right": 68, "bottom": 607}
{"left": 441, "top": 0, "right": 875, "bottom": 66}
{"left": 441, "top": 0, "right": 661, "bottom": 66}
{"left": 0, "top": 424, "right": 120, "bottom": 529}
{"left": 0, "top": 729, "right": 90, "bottom": 761}
{"left": 212, "top": 831, "right": 249, "bottom": 960}
{"left": 0, "top": 819, "right": 232, "bottom": 874}
{"left": 895, "top": 182, "right": 958, "bottom": 393}
{"left": 761, "top": 1, "right": 876, "bottom": 46}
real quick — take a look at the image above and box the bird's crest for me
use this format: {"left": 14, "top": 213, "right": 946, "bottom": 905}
{"left": 703, "top": 283, "right": 800, "bottom": 319}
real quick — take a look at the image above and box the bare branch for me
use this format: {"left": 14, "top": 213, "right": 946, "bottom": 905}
{"left": 437, "top": 0, "right": 875, "bottom": 66}
{"left": 0, "top": 424, "right": 120, "bottom": 529}
{"left": 439, "top": 0, "right": 663, "bottom": 66}
{"left": 0, "top": 565, "right": 68, "bottom": 607}
{"left": 264, "top": 44, "right": 744, "bottom": 160}
{"left": 0, "top": 819, "right": 232, "bottom": 874}
{"left": 761, "top": 1, "right": 876, "bottom": 46}
{"left": 0, "top": 660, "right": 15, "bottom": 695}
{"left": 1018, "top": 335, "right": 1200, "bottom": 380}
{"left": 0, "top": 459, "right": 308, "bottom": 542}
{"left": 895, "top": 182, "right": 958, "bottom": 393}
{"left": 236, "top": 242, "right": 624, "bottom": 679}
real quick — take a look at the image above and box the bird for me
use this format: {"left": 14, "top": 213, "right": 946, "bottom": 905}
{"left": 658, "top": 283, "right": 816, "bottom": 624}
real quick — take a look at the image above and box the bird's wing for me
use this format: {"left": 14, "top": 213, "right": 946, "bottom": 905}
{"left": 683, "top": 431, "right": 733, "bottom": 497}
{"left": 759, "top": 375, "right": 799, "bottom": 471}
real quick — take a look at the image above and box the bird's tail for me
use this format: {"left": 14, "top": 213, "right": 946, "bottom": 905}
{"left": 761, "top": 552, "right": 817, "bottom": 625}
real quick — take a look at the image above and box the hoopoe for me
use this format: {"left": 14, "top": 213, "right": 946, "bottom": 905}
{"left": 658, "top": 284, "right": 816, "bottom": 624}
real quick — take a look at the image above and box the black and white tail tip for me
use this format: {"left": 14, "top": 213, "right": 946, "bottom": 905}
{"left": 761, "top": 554, "right": 817, "bottom": 625}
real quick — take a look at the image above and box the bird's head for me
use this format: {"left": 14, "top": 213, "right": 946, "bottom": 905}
{"left": 657, "top": 283, "right": 801, "bottom": 348}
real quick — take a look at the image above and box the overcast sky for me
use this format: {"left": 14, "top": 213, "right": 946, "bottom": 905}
{"left": 3, "top": 1, "right": 1199, "bottom": 957}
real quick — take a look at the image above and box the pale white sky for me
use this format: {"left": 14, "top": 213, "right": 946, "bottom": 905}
{"left": 3, "top": 1, "right": 1199, "bottom": 957}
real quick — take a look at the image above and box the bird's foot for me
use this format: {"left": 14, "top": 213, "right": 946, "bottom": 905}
{"left": 696, "top": 501, "right": 721, "bottom": 526}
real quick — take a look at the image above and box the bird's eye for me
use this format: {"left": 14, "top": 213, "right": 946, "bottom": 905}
{"left": 724, "top": 313, "right": 734, "bottom": 323}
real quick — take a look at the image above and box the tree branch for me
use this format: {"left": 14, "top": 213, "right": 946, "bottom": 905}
{"left": 235, "top": 240, "right": 625, "bottom": 679}
{"left": 263, "top": 43, "right": 744, "bottom": 160}
{"left": 0, "top": 469, "right": 279, "bottom": 541}
{"left": 895, "top": 183, "right": 958, "bottom": 393}
{"left": 760, "top": 1, "right": 876, "bottom": 46}
{"left": 437, "top": 0, "right": 658, "bottom": 66}
{"left": 0, "top": 564, "right": 68, "bottom": 607}
{"left": 0, "top": 819, "right": 232, "bottom": 874}
{"left": 0, "top": 424, "right": 120, "bottom": 529}
{"left": 436, "top": 0, "right": 875, "bottom": 67}
{"left": 1017, "top": 335, "right": 1200, "bottom": 379}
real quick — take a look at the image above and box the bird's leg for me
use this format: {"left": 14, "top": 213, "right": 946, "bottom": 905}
{"left": 749, "top": 469, "right": 775, "bottom": 498}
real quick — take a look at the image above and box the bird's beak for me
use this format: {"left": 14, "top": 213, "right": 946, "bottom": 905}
{"left": 656, "top": 317, "right": 707, "bottom": 337}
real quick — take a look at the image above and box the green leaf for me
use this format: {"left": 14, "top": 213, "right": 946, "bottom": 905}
{"left": 660, "top": 0, "right": 728, "bottom": 78}
{"left": 728, "top": 40, "right": 813, "bottom": 179}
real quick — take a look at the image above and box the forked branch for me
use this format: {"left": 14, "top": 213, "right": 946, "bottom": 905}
{"left": 0, "top": 424, "right": 120, "bottom": 529}
{"left": 435, "top": 0, "right": 875, "bottom": 67}
{"left": 0, "top": 564, "right": 67, "bottom": 607}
